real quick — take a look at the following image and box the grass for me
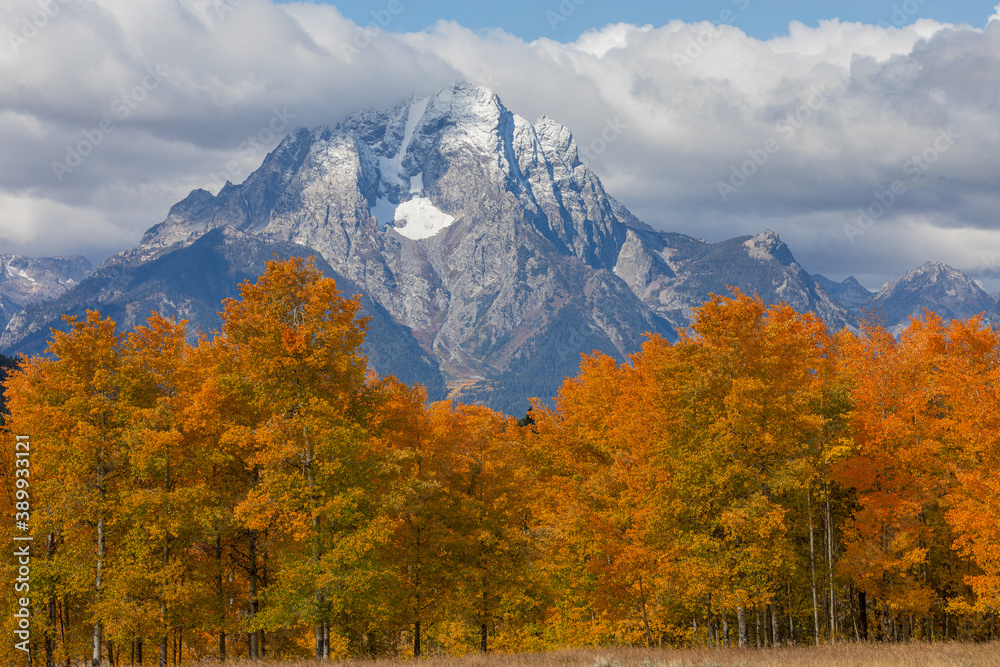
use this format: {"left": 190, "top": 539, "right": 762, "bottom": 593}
{"left": 186, "top": 642, "right": 1000, "bottom": 667}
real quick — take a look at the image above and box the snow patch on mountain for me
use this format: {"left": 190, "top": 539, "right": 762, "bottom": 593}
{"left": 379, "top": 97, "right": 429, "bottom": 188}
{"left": 392, "top": 197, "right": 456, "bottom": 240}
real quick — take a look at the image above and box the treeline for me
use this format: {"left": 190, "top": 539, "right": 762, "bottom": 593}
{"left": 0, "top": 258, "right": 998, "bottom": 666}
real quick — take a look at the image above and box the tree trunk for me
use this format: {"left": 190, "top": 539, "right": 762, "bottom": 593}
{"left": 638, "top": 577, "right": 654, "bottom": 648}
{"left": 45, "top": 533, "right": 56, "bottom": 667}
{"left": 755, "top": 607, "right": 762, "bottom": 648}
{"left": 46, "top": 598, "right": 56, "bottom": 667}
{"left": 414, "top": 620, "right": 421, "bottom": 657}
{"left": 737, "top": 606, "right": 748, "bottom": 648}
{"left": 808, "top": 490, "right": 820, "bottom": 645}
{"left": 215, "top": 528, "right": 226, "bottom": 663}
{"left": 249, "top": 531, "right": 259, "bottom": 661}
{"left": 787, "top": 583, "right": 794, "bottom": 644}
{"left": 825, "top": 483, "right": 836, "bottom": 642}
{"left": 160, "top": 540, "right": 170, "bottom": 667}
{"left": 137, "top": 639, "right": 142, "bottom": 666}
{"left": 722, "top": 613, "right": 730, "bottom": 648}
{"left": 305, "top": 438, "right": 328, "bottom": 662}
{"left": 313, "top": 619, "right": 329, "bottom": 660}
{"left": 93, "top": 512, "right": 105, "bottom": 667}
{"left": 859, "top": 590, "right": 868, "bottom": 641}
{"left": 481, "top": 623, "right": 488, "bottom": 653}
{"left": 707, "top": 594, "right": 715, "bottom": 647}
{"left": 60, "top": 599, "right": 70, "bottom": 667}
{"left": 849, "top": 585, "right": 858, "bottom": 641}
{"left": 315, "top": 600, "right": 325, "bottom": 661}
{"left": 771, "top": 601, "right": 780, "bottom": 647}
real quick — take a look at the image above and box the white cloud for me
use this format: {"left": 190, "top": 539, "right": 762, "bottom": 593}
{"left": 1, "top": 0, "right": 1000, "bottom": 291}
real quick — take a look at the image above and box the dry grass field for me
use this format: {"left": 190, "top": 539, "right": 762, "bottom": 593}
{"left": 190, "top": 643, "right": 1000, "bottom": 667}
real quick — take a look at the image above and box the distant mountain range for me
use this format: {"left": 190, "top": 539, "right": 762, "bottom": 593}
{"left": 0, "top": 254, "right": 93, "bottom": 333}
{"left": 813, "top": 261, "right": 1000, "bottom": 333}
{"left": 3, "top": 85, "right": 997, "bottom": 414}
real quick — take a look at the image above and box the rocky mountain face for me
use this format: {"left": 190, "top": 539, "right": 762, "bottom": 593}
{"left": 2, "top": 85, "right": 996, "bottom": 413}
{"left": 813, "top": 263, "right": 1000, "bottom": 330}
{"left": 617, "top": 228, "right": 852, "bottom": 332}
{"left": 813, "top": 274, "right": 875, "bottom": 312}
{"left": 869, "top": 261, "right": 999, "bottom": 332}
{"left": 1, "top": 229, "right": 446, "bottom": 398}
{"left": 0, "top": 254, "right": 93, "bottom": 331}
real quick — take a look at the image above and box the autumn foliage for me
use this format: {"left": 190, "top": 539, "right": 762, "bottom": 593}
{"left": 1, "top": 260, "right": 999, "bottom": 665}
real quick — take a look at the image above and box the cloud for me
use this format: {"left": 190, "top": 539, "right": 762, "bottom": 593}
{"left": 1, "top": 0, "right": 1000, "bottom": 292}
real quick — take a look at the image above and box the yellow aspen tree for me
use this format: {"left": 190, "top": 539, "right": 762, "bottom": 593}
{"left": 5, "top": 312, "right": 128, "bottom": 667}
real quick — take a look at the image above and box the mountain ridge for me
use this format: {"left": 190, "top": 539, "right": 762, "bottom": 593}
{"left": 3, "top": 84, "right": 996, "bottom": 412}
{"left": 0, "top": 254, "right": 93, "bottom": 332}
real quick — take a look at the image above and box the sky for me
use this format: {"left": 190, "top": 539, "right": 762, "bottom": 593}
{"left": 2, "top": 0, "right": 1000, "bottom": 292}
{"left": 299, "top": 0, "right": 995, "bottom": 42}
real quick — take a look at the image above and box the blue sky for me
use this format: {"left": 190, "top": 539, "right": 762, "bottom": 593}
{"left": 277, "top": 0, "right": 999, "bottom": 41}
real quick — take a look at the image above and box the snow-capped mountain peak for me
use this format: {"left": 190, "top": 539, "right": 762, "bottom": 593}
{"left": 872, "top": 261, "right": 997, "bottom": 329}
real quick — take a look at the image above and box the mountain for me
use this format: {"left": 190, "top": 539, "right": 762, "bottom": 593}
{"left": 813, "top": 274, "right": 875, "bottom": 312}
{"left": 3, "top": 84, "right": 988, "bottom": 413}
{"left": 617, "top": 228, "right": 851, "bottom": 332}
{"left": 1, "top": 229, "right": 446, "bottom": 398}
{"left": 869, "top": 261, "right": 999, "bottom": 332}
{"left": 0, "top": 254, "right": 93, "bottom": 331}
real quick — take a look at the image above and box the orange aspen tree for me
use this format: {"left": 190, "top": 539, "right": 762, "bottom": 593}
{"left": 939, "top": 318, "right": 1000, "bottom": 615}
{"left": 444, "top": 403, "right": 536, "bottom": 653}
{"left": 592, "top": 291, "right": 832, "bottom": 647}
{"left": 833, "top": 315, "right": 957, "bottom": 638}
{"left": 526, "top": 351, "right": 654, "bottom": 647}
{"left": 383, "top": 398, "right": 470, "bottom": 656}
{"left": 215, "top": 257, "right": 390, "bottom": 659}
{"left": 5, "top": 312, "right": 128, "bottom": 667}
{"left": 115, "top": 313, "right": 210, "bottom": 665}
